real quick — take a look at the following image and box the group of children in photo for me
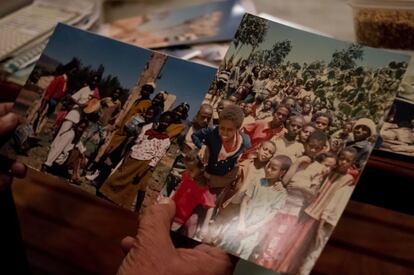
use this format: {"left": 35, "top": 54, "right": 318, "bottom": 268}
{"left": 160, "top": 56, "right": 399, "bottom": 274}
{"left": 11, "top": 43, "right": 405, "bottom": 275}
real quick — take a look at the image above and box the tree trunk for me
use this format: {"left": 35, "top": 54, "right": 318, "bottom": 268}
{"left": 95, "top": 52, "right": 167, "bottom": 161}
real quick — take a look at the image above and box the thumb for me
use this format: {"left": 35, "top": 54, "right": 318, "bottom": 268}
{"left": 136, "top": 197, "right": 176, "bottom": 252}
{"left": 117, "top": 198, "right": 176, "bottom": 275}
{"left": 0, "top": 113, "right": 18, "bottom": 136}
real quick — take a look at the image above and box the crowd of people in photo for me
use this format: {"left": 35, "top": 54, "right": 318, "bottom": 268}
{"left": 12, "top": 62, "right": 200, "bottom": 212}
{"left": 10, "top": 48, "right": 406, "bottom": 274}
{"left": 161, "top": 56, "right": 406, "bottom": 274}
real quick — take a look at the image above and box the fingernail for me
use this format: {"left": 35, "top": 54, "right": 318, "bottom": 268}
{"left": 158, "top": 197, "right": 172, "bottom": 205}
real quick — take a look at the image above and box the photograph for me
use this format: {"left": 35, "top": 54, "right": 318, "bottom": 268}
{"left": 378, "top": 98, "right": 414, "bottom": 158}
{"left": 376, "top": 59, "right": 414, "bottom": 159}
{"left": 99, "top": 0, "right": 245, "bottom": 49}
{"left": 1, "top": 23, "right": 216, "bottom": 212}
{"left": 152, "top": 14, "right": 411, "bottom": 274}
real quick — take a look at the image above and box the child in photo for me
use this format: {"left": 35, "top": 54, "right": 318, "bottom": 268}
{"left": 281, "top": 97, "right": 297, "bottom": 114}
{"left": 312, "top": 112, "right": 332, "bottom": 133}
{"left": 298, "top": 123, "right": 316, "bottom": 144}
{"left": 192, "top": 104, "right": 250, "bottom": 189}
{"left": 256, "top": 149, "right": 336, "bottom": 270}
{"left": 328, "top": 137, "right": 345, "bottom": 154}
{"left": 209, "top": 141, "right": 277, "bottom": 245}
{"left": 233, "top": 155, "right": 292, "bottom": 260}
{"left": 331, "top": 121, "right": 354, "bottom": 143}
{"left": 252, "top": 69, "right": 270, "bottom": 100}
{"left": 301, "top": 102, "right": 313, "bottom": 124}
{"left": 299, "top": 147, "right": 357, "bottom": 275}
{"left": 255, "top": 99, "right": 274, "bottom": 120}
{"left": 212, "top": 99, "right": 232, "bottom": 125}
{"left": 312, "top": 112, "right": 332, "bottom": 152}
{"left": 271, "top": 115, "right": 305, "bottom": 162}
{"left": 211, "top": 141, "right": 276, "bottom": 250}
{"left": 223, "top": 140, "right": 277, "bottom": 206}
{"left": 241, "top": 103, "right": 255, "bottom": 127}
{"left": 259, "top": 130, "right": 328, "bottom": 273}
{"left": 191, "top": 105, "right": 250, "bottom": 238}
{"left": 99, "top": 111, "right": 173, "bottom": 211}
{"left": 243, "top": 104, "right": 290, "bottom": 150}
{"left": 170, "top": 150, "right": 215, "bottom": 236}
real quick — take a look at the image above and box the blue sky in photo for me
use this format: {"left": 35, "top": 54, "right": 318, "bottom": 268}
{"left": 229, "top": 14, "right": 410, "bottom": 68}
{"left": 155, "top": 57, "right": 216, "bottom": 118}
{"left": 42, "top": 24, "right": 216, "bottom": 119}
{"left": 137, "top": 0, "right": 242, "bottom": 45}
{"left": 44, "top": 24, "right": 152, "bottom": 90}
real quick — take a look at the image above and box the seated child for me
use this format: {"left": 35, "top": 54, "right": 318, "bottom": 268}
{"left": 171, "top": 150, "right": 215, "bottom": 235}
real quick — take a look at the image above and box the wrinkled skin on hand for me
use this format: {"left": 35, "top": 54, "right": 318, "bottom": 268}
{"left": 117, "top": 198, "right": 235, "bottom": 275}
{"left": 0, "top": 103, "right": 26, "bottom": 191}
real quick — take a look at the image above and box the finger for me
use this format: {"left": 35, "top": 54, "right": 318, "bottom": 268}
{"left": 194, "top": 244, "right": 234, "bottom": 262}
{"left": 11, "top": 162, "right": 27, "bottom": 178}
{"left": 0, "top": 173, "right": 12, "bottom": 191}
{"left": 136, "top": 197, "right": 176, "bottom": 251}
{"left": 177, "top": 247, "right": 235, "bottom": 275}
{"left": 120, "top": 236, "right": 136, "bottom": 255}
{"left": 194, "top": 243, "right": 224, "bottom": 256}
{"left": 117, "top": 199, "right": 177, "bottom": 275}
{"left": 0, "top": 113, "right": 19, "bottom": 136}
{"left": 0, "top": 102, "right": 14, "bottom": 116}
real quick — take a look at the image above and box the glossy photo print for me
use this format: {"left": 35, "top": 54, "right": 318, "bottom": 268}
{"left": 100, "top": 0, "right": 245, "bottom": 49}
{"left": 1, "top": 23, "right": 216, "bottom": 212}
{"left": 154, "top": 14, "right": 410, "bottom": 274}
{"left": 377, "top": 59, "right": 414, "bottom": 159}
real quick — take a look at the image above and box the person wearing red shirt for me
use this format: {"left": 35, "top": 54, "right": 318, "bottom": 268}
{"left": 172, "top": 150, "right": 215, "bottom": 235}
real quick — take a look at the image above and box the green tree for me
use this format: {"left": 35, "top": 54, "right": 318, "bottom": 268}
{"left": 232, "top": 14, "right": 268, "bottom": 57}
{"left": 328, "top": 43, "right": 364, "bottom": 70}
{"left": 266, "top": 40, "right": 292, "bottom": 66}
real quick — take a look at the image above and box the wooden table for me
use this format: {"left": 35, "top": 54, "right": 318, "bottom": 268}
{"left": 4, "top": 164, "right": 413, "bottom": 275}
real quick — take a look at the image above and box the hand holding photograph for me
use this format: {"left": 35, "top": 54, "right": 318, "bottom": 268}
{"left": 1, "top": 14, "right": 411, "bottom": 275}
{"left": 151, "top": 14, "right": 410, "bottom": 275}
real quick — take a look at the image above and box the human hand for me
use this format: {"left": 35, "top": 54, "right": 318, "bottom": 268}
{"left": 0, "top": 103, "right": 27, "bottom": 191}
{"left": 117, "top": 198, "right": 234, "bottom": 275}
